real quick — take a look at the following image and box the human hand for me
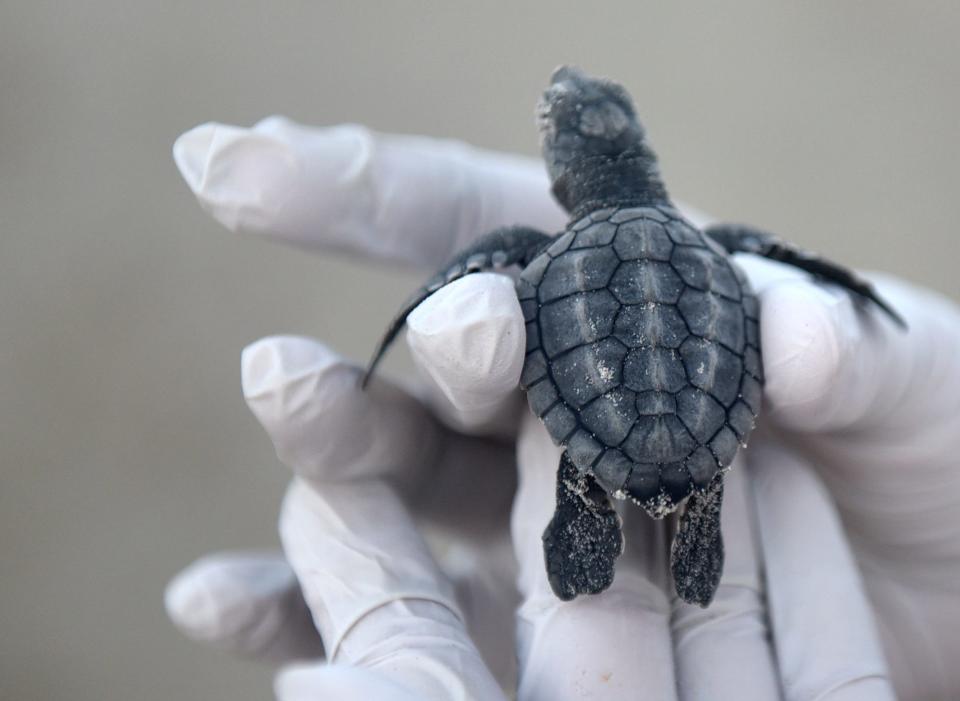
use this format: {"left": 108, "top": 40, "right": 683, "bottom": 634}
{"left": 742, "top": 258, "right": 960, "bottom": 701}
{"left": 165, "top": 117, "right": 956, "bottom": 699}
{"left": 167, "top": 332, "right": 519, "bottom": 699}
{"left": 165, "top": 118, "right": 562, "bottom": 699}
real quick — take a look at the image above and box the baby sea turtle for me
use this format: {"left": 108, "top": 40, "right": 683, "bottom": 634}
{"left": 363, "top": 66, "right": 904, "bottom": 606}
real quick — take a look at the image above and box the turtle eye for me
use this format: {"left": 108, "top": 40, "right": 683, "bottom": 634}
{"left": 579, "top": 102, "right": 629, "bottom": 138}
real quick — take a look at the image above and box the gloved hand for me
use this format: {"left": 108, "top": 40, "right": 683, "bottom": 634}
{"left": 165, "top": 117, "right": 960, "bottom": 700}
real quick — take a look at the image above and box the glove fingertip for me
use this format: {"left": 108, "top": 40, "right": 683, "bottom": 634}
{"left": 165, "top": 562, "right": 221, "bottom": 640}
{"left": 164, "top": 554, "right": 283, "bottom": 643}
{"left": 173, "top": 122, "right": 218, "bottom": 196}
{"left": 174, "top": 121, "right": 297, "bottom": 233}
{"left": 759, "top": 280, "right": 854, "bottom": 429}
{"left": 241, "top": 335, "right": 344, "bottom": 402}
{"left": 406, "top": 273, "right": 524, "bottom": 413}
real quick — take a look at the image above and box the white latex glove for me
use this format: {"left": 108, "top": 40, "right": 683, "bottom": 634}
{"left": 165, "top": 117, "right": 960, "bottom": 700}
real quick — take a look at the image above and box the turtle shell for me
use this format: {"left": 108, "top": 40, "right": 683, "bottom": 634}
{"left": 518, "top": 205, "right": 763, "bottom": 517}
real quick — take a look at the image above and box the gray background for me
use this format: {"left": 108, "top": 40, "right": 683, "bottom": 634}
{"left": 2, "top": 2, "right": 958, "bottom": 699}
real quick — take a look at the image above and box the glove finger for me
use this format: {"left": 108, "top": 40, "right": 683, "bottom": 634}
{"left": 747, "top": 432, "right": 895, "bottom": 701}
{"left": 241, "top": 334, "right": 441, "bottom": 484}
{"left": 164, "top": 551, "right": 322, "bottom": 664}
{"left": 405, "top": 272, "right": 525, "bottom": 438}
{"left": 736, "top": 255, "right": 960, "bottom": 435}
{"left": 511, "top": 413, "right": 677, "bottom": 701}
{"left": 740, "top": 260, "right": 960, "bottom": 555}
{"left": 280, "top": 478, "right": 505, "bottom": 700}
{"left": 173, "top": 117, "right": 566, "bottom": 267}
{"left": 670, "top": 461, "right": 780, "bottom": 701}
{"left": 275, "top": 663, "right": 420, "bottom": 701}
{"left": 243, "top": 334, "right": 521, "bottom": 684}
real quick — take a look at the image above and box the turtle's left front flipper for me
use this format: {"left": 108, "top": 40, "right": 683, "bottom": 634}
{"left": 705, "top": 224, "right": 906, "bottom": 329}
{"left": 362, "top": 225, "right": 553, "bottom": 387}
{"left": 671, "top": 475, "right": 724, "bottom": 607}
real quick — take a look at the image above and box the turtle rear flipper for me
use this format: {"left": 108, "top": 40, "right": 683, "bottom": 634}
{"left": 362, "top": 225, "right": 553, "bottom": 387}
{"left": 705, "top": 224, "right": 906, "bottom": 328}
{"left": 543, "top": 452, "right": 624, "bottom": 600}
{"left": 671, "top": 475, "right": 724, "bottom": 607}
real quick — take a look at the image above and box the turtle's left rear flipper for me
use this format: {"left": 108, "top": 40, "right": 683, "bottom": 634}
{"left": 543, "top": 452, "right": 624, "bottom": 600}
{"left": 362, "top": 225, "right": 552, "bottom": 387}
{"left": 705, "top": 224, "right": 906, "bottom": 329}
{"left": 671, "top": 475, "right": 724, "bottom": 607}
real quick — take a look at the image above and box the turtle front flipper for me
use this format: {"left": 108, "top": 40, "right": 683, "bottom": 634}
{"left": 705, "top": 224, "right": 906, "bottom": 328}
{"left": 543, "top": 452, "right": 624, "bottom": 600}
{"left": 671, "top": 474, "right": 724, "bottom": 607}
{"left": 361, "top": 225, "right": 553, "bottom": 387}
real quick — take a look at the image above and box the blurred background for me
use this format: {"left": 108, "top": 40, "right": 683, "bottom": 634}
{"left": 2, "top": 2, "right": 958, "bottom": 698}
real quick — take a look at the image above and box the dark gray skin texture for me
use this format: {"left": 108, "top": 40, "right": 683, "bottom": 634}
{"left": 364, "top": 66, "right": 904, "bottom": 606}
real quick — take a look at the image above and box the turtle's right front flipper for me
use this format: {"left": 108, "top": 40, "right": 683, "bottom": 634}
{"left": 362, "top": 226, "right": 552, "bottom": 387}
{"left": 704, "top": 223, "right": 906, "bottom": 328}
{"left": 543, "top": 452, "right": 624, "bottom": 600}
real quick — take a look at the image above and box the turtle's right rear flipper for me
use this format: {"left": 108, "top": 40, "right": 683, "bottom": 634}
{"left": 671, "top": 474, "right": 724, "bottom": 607}
{"left": 361, "top": 226, "right": 552, "bottom": 387}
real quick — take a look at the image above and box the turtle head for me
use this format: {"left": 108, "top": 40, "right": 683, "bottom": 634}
{"left": 537, "top": 66, "right": 669, "bottom": 216}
